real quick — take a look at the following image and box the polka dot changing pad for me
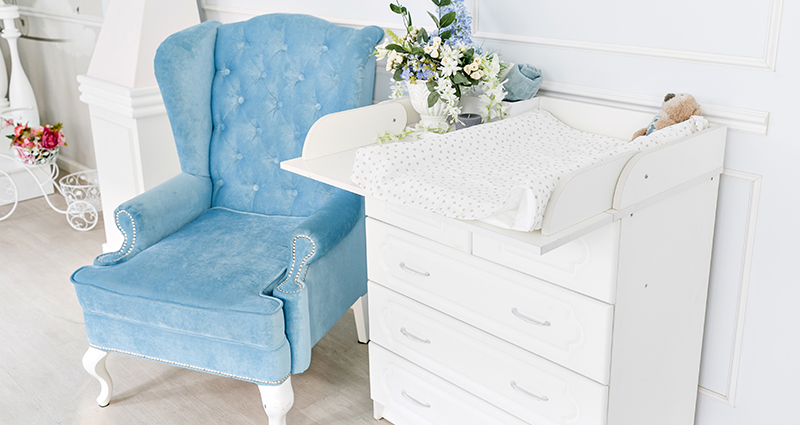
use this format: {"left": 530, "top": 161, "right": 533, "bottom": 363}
{"left": 351, "top": 109, "right": 661, "bottom": 232}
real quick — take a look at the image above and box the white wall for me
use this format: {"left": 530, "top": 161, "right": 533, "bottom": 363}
{"left": 7, "top": 0, "right": 104, "bottom": 172}
{"left": 17, "top": 0, "right": 798, "bottom": 422}
{"left": 201, "top": 1, "right": 797, "bottom": 424}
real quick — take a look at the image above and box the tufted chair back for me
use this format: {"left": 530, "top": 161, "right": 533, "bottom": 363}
{"left": 156, "top": 14, "right": 382, "bottom": 217}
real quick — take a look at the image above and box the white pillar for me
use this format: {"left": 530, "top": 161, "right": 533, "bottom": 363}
{"left": 0, "top": 5, "right": 50, "bottom": 206}
{"left": 78, "top": 0, "right": 200, "bottom": 252}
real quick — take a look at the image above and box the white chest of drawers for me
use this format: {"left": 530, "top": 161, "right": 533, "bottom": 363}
{"left": 280, "top": 95, "right": 726, "bottom": 425}
{"left": 366, "top": 175, "right": 718, "bottom": 425}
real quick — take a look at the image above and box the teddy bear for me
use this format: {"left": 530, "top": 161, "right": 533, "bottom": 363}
{"left": 631, "top": 93, "right": 702, "bottom": 140}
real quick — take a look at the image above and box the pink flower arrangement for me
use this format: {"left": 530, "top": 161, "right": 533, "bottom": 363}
{"left": 5, "top": 121, "right": 66, "bottom": 165}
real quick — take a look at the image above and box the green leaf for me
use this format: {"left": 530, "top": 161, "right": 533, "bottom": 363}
{"left": 427, "top": 11, "right": 439, "bottom": 28}
{"left": 417, "top": 27, "right": 429, "bottom": 44}
{"left": 439, "top": 30, "right": 452, "bottom": 41}
{"left": 411, "top": 46, "right": 424, "bottom": 56}
{"left": 393, "top": 68, "right": 404, "bottom": 81}
{"left": 453, "top": 71, "right": 470, "bottom": 85}
{"left": 439, "top": 0, "right": 452, "bottom": 6}
{"left": 389, "top": 3, "right": 403, "bottom": 14}
{"left": 427, "top": 91, "right": 441, "bottom": 108}
{"left": 385, "top": 43, "right": 408, "bottom": 53}
{"left": 426, "top": 80, "right": 437, "bottom": 92}
{"left": 439, "top": 11, "right": 456, "bottom": 28}
{"left": 431, "top": 0, "right": 441, "bottom": 6}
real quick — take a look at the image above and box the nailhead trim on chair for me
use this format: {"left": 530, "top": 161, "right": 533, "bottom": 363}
{"left": 89, "top": 344, "right": 291, "bottom": 386}
{"left": 95, "top": 210, "right": 137, "bottom": 264}
{"left": 277, "top": 235, "right": 316, "bottom": 294}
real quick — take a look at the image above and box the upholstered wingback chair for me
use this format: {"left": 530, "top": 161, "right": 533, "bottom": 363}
{"left": 70, "top": 14, "right": 383, "bottom": 424}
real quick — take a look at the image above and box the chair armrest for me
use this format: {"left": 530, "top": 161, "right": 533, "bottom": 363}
{"left": 272, "top": 191, "right": 363, "bottom": 372}
{"left": 282, "top": 190, "right": 363, "bottom": 287}
{"left": 94, "top": 173, "right": 212, "bottom": 266}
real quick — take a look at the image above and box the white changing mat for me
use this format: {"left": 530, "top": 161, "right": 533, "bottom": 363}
{"left": 351, "top": 110, "right": 661, "bottom": 232}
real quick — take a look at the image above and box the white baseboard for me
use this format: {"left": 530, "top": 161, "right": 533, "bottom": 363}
{"left": 56, "top": 156, "right": 92, "bottom": 175}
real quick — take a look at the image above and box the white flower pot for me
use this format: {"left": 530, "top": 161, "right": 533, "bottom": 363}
{"left": 406, "top": 81, "right": 456, "bottom": 132}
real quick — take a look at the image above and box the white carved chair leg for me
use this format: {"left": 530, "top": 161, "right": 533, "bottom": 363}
{"left": 258, "top": 377, "right": 294, "bottom": 425}
{"left": 352, "top": 293, "right": 370, "bottom": 343}
{"left": 82, "top": 347, "right": 113, "bottom": 407}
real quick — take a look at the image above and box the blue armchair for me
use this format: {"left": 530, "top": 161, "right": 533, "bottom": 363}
{"left": 71, "top": 14, "right": 383, "bottom": 424}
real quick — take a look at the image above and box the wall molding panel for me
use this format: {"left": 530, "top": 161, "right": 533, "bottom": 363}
{"left": 697, "top": 169, "right": 762, "bottom": 407}
{"left": 536, "top": 81, "right": 769, "bottom": 135}
{"left": 472, "top": 0, "right": 784, "bottom": 71}
{"left": 16, "top": 5, "right": 103, "bottom": 28}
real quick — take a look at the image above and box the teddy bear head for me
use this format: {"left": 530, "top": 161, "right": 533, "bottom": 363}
{"left": 662, "top": 93, "right": 702, "bottom": 122}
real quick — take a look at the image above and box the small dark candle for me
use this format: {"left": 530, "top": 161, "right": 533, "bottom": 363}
{"left": 455, "top": 113, "right": 482, "bottom": 130}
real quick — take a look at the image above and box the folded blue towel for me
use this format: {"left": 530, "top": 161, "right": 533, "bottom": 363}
{"left": 502, "top": 64, "right": 543, "bottom": 102}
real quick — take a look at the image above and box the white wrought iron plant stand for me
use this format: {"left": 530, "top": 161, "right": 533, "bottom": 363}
{"left": 0, "top": 154, "right": 99, "bottom": 231}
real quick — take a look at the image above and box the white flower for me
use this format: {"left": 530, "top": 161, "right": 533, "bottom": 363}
{"left": 470, "top": 70, "right": 484, "bottom": 80}
{"left": 440, "top": 57, "right": 460, "bottom": 77}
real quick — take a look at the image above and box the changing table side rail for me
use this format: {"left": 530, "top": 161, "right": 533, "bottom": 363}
{"left": 612, "top": 125, "right": 728, "bottom": 212}
{"left": 301, "top": 99, "right": 414, "bottom": 160}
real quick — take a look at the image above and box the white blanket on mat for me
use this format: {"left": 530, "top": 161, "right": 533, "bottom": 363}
{"left": 351, "top": 110, "right": 679, "bottom": 232}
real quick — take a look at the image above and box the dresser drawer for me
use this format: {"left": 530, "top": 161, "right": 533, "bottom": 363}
{"left": 366, "top": 218, "right": 614, "bottom": 384}
{"left": 472, "top": 221, "right": 620, "bottom": 304}
{"left": 370, "top": 343, "right": 528, "bottom": 425}
{"left": 370, "top": 281, "right": 609, "bottom": 425}
{"left": 366, "top": 197, "right": 472, "bottom": 252}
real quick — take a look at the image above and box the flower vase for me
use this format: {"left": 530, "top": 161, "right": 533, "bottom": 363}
{"left": 407, "top": 81, "right": 456, "bottom": 132}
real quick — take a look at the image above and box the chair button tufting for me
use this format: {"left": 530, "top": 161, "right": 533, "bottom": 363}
{"left": 273, "top": 158, "right": 279, "bottom": 164}
{"left": 277, "top": 101, "right": 283, "bottom": 108}
{"left": 321, "top": 46, "right": 328, "bottom": 52}
{"left": 238, "top": 97, "right": 244, "bottom": 104}
{"left": 298, "top": 73, "right": 304, "bottom": 81}
{"left": 292, "top": 190, "right": 298, "bottom": 196}
{"left": 219, "top": 124, "right": 225, "bottom": 130}
{"left": 294, "top": 131, "right": 301, "bottom": 139}
{"left": 282, "top": 43, "right": 288, "bottom": 51}
{"left": 218, "top": 180, "right": 224, "bottom": 186}
{"left": 221, "top": 68, "right": 230, "bottom": 76}
{"left": 315, "top": 103, "right": 322, "bottom": 111}
{"left": 256, "top": 127, "right": 263, "bottom": 135}
{"left": 253, "top": 184, "right": 259, "bottom": 191}
{"left": 237, "top": 153, "right": 243, "bottom": 160}
{"left": 261, "top": 71, "right": 267, "bottom": 78}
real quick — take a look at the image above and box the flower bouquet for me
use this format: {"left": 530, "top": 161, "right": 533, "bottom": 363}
{"left": 6, "top": 120, "right": 66, "bottom": 165}
{"left": 375, "top": 0, "right": 507, "bottom": 136}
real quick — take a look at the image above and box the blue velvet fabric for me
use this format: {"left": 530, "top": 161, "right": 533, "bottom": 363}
{"left": 71, "top": 14, "right": 381, "bottom": 386}
{"left": 208, "top": 14, "right": 382, "bottom": 217}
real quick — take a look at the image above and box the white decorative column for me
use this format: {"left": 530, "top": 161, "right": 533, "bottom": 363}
{"left": 0, "top": 5, "right": 50, "bottom": 206}
{"left": 78, "top": 0, "right": 200, "bottom": 252}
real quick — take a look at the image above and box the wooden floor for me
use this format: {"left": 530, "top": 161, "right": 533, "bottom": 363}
{"left": 0, "top": 195, "right": 382, "bottom": 425}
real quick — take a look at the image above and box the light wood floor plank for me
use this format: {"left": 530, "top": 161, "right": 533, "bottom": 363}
{"left": 0, "top": 195, "right": 384, "bottom": 424}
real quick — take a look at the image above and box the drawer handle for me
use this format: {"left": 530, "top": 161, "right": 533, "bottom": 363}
{"left": 510, "top": 381, "right": 549, "bottom": 402}
{"left": 399, "top": 262, "right": 430, "bottom": 277}
{"left": 511, "top": 308, "right": 551, "bottom": 327}
{"left": 401, "top": 390, "right": 431, "bottom": 408}
{"left": 400, "top": 327, "right": 431, "bottom": 344}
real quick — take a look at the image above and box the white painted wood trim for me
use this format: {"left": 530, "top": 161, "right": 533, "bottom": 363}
{"left": 198, "top": 1, "right": 395, "bottom": 29}
{"left": 56, "top": 156, "right": 92, "bottom": 175}
{"left": 538, "top": 81, "right": 770, "bottom": 135}
{"left": 352, "top": 294, "right": 370, "bottom": 344}
{"left": 16, "top": 5, "right": 104, "bottom": 27}
{"left": 303, "top": 101, "right": 407, "bottom": 160}
{"left": 697, "top": 169, "right": 761, "bottom": 407}
{"left": 612, "top": 126, "right": 727, "bottom": 210}
{"left": 472, "top": 0, "right": 783, "bottom": 71}
{"left": 77, "top": 75, "right": 166, "bottom": 119}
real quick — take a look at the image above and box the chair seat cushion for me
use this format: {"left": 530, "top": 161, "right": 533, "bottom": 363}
{"left": 72, "top": 207, "right": 305, "bottom": 349}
